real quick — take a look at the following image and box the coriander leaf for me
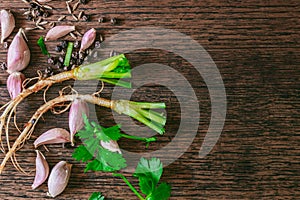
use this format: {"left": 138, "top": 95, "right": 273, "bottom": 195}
{"left": 72, "top": 145, "right": 93, "bottom": 162}
{"left": 146, "top": 182, "right": 171, "bottom": 200}
{"left": 103, "top": 125, "right": 122, "bottom": 141}
{"left": 138, "top": 175, "right": 154, "bottom": 196}
{"left": 134, "top": 157, "right": 163, "bottom": 187}
{"left": 97, "top": 148, "right": 127, "bottom": 171}
{"left": 88, "top": 192, "right": 105, "bottom": 200}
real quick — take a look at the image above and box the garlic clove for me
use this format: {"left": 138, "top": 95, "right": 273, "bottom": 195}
{"left": 0, "top": 9, "right": 15, "bottom": 44}
{"left": 45, "top": 26, "right": 75, "bottom": 41}
{"left": 6, "top": 72, "right": 25, "bottom": 99}
{"left": 47, "top": 161, "right": 72, "bottom": 198}
{"left": 34, "top": 128, "right": 71, "bottom": 148}
{"left": 69, "top": 98, "right": 89, "bottom": 146}
{"left": 7, "top": 28, "right": 30, "bottom": 74}
{"left": 32, "top": 150, "right": 49, "bottom": 190}
{"left": 100, "top": 140, "right": 122, "bottom": 154}
{"left": 80, "top": 28, "right": 96, "bottom": 52}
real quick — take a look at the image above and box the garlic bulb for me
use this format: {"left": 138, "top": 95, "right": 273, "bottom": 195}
{"left": 7, "top": 28, "right": 30, "bottom": 74}
{"left": 0, "top": 9, "right": 15, "bottom": 43}
{"left": 33, "top": 128, "right": 71, "bottom": 148}
{"left": 32, "top": 150, "right": 49, "bottom": 189}
{"left": 69, "top": 98, "right": 89, "bottom": 146}
{"left": 47, "top": 161, "right": 72, "bottom": 198}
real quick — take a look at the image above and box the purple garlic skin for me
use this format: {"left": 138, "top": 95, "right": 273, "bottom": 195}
{"left": 7, "top": 28, "right": 30, "bottom": 74}
{"left": 69, "top": 98, "right": 89, "bottom": 145}
{"left": 101, "top": 140, "right": 122, "bottom": 154}
{"left": 34, "top": 128, "right": 71, "bottom": 148}
{"left": 0, "top": 9, "right": 15, "bottom": 43}
{"left": 7, "top": 72, "right": 25, "bottom": 99}
{"left": 45, "top": 26, "right": 75, "bottom": 41}
{"left": 80, "top": 28, "right": 96, "bottom": 52}
{"left": 32, "top": 150, "right": 49, "bottom": 189}
{"left": 47, "top": 161, "right": 72, "bottom": 198}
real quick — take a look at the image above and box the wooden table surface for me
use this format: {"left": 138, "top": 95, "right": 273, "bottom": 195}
{"left": 0, "top": 0, "right": 299, "bottom": 199}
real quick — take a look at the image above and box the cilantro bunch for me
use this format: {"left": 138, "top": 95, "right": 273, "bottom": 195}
{"left": 73, "top": 116, "right": 171, "bottom": 200}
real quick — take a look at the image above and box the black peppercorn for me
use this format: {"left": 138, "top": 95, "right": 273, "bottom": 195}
{"left": 61, "top": 40, "right": 68, "bottom": 49}
{"left": 0, "top": 62, "right": 7, "bottom": 70}
{"left": 82, "top": 14, "right": 90, "bottom": 22}
{"left": 63, "top": 66, "right": 69, "bottom": 71}
{"left": 79, "top": 52, "right": 86, "bottom": 60}
{"left": 55, "top": 62, "right": 63, "bottom": 69}
{"left": 58, "top": 56, "right": 64, "bottom": 63}
{"left": 94, "top": 41, "right": 101, "bottom": 48}
{"left": 47, "top": 57, "right": 55, "bottom": 65}
{"left": 55, "top": 45, "right": 62, "bottom": 52}
{"left": 80, "top": 0, "right": 88, "bottom": 5}
{"left": 30, "top": 2, "right": 38, "bottom": 8}
{"left": 74, "top": 40, "right": 80, "bottom": 49}
{"left": 26, "top": 15, "right": 33, "bottom": 21}
{"left": 43, "top": 11, "right": 49, "bottom": 18}
{"left": 72, "top": 52, "right": 78, "bottom": 59}
{"left": 36, "top": 10, "right": 44, "bottom": 17}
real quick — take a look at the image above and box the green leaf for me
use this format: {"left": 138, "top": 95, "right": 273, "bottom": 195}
{"left": 88, "top": 192, "right": 105, "bottom": 200}
{"left": 64, "top": 42, "right": 74, "bottom": 67}
{"left": 37, "top": 36, "right": 49, "bottom": 56}
{"left": 103, "top": 125, "right": 122, "bottom": 141}
{"left": 146, "top": 182, "right": 171, "bottom": 200}
{"left": 72, "top": 145, "right": 93, "bottom": 162}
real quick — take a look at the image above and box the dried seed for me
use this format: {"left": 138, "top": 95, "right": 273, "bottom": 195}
{"left": 31, "top": 10, "right": 36, "bottom": 17}
{"left": 22, "top": 0, "right": 30, "bottom": 4}
{"left": 42, "top": 11, "right": 49, "bottom": 18}
{"left": 74, "top": 30, "right": 82, "bottom": 37}
{"left": 99, "top": 34, "right": 103, "bottom": 42}
{"left": 72, "top": 1, "right": 80, "bottom": 12}
{"left": 66, "top": 2, "right": 72, "bottom": 14}
{"left": 78, "top": 11, "right": 83, "bottom": 19}
{"left": 32, "top": 0, "right": 42, "bottom": 7}
{"left": 67, "top": 0, "right": 74, "bottom": 3}
{"left": 110, "top": 17, "right": 117, "bottom": 25}
{"left": 58, "top": 15, "right": 66, "bottom": 21}
{"left": 70, "top": 32, "right": 77, "bottom": 39}
{"left": 55, "top": 45, "right": 62, "bottom": 52}
{"left": 25, "top": 27, "right": 38, "bottom": 31}
{"left": 39, "top": 21, "right": 48, "bottom": 25}
{"left": 61, "top": 40, "right": 68, "bottom": 49}
{"left": 36, "top": 25, "right": 45, "bottom": 30}
{"left": 35, "top": 17, "right": 42, "bottom": 25}
{"left": 43, "top": 5, "right": 53, "bottom": 10}
{"left": 23, "top": 10, "right": 31, "bottom": 15}
{"left": 71, "top": 14, "right": 78, "bottom": 21}
{"left": 49, "top": 22, "right": 55, "bottom": 28}
{"left": 58, "top": 56, "right": 64, "bottom": 63}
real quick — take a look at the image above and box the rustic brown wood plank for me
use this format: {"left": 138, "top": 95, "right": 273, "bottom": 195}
{"left": 0, "top": 0, "right": 299, "bottom": 199}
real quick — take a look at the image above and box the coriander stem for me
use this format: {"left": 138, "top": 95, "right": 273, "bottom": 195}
{"left": 113, "top": 173, "right": 145, "bottom": 200}
{"left": 120, "top": 133, "right": 156, "bottom": 143}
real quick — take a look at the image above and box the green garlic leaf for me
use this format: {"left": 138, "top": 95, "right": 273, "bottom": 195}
{"left": 88, "top": 192, "right": 105, "bottom": 200}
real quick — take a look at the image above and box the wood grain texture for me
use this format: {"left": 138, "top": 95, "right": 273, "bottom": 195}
{"left": 0, "top": 0, "right": 299, "bottom": 199}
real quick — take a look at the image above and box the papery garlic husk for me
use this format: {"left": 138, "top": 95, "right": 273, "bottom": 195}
{"left": 6, "top": 72, "right": 25, "bottom": 99}
{"left": 0, "top": 9, "right": 15, "bottom": 43}
{"left": 47, "top": 161, "right": 72, "bottom": 198}
{"left": 100, "top": 140, "right": 122, "bottom": 154}
{"left": 69, "top": 98, "right": 89, "bottom": 146}
{"left": 45, "top": 26, "right": 75, "bottom": 41}
{"left": 7, "top": 28, "right": 30, "bottom": 74}
{"left": 32, "top": 150, "right": 49, "bottom": 189}
{"left": 79, "top": 28, "right": 96, "bottom": 52}
{"left": 34, "top": 128, "right": 71, "bottom": 148}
